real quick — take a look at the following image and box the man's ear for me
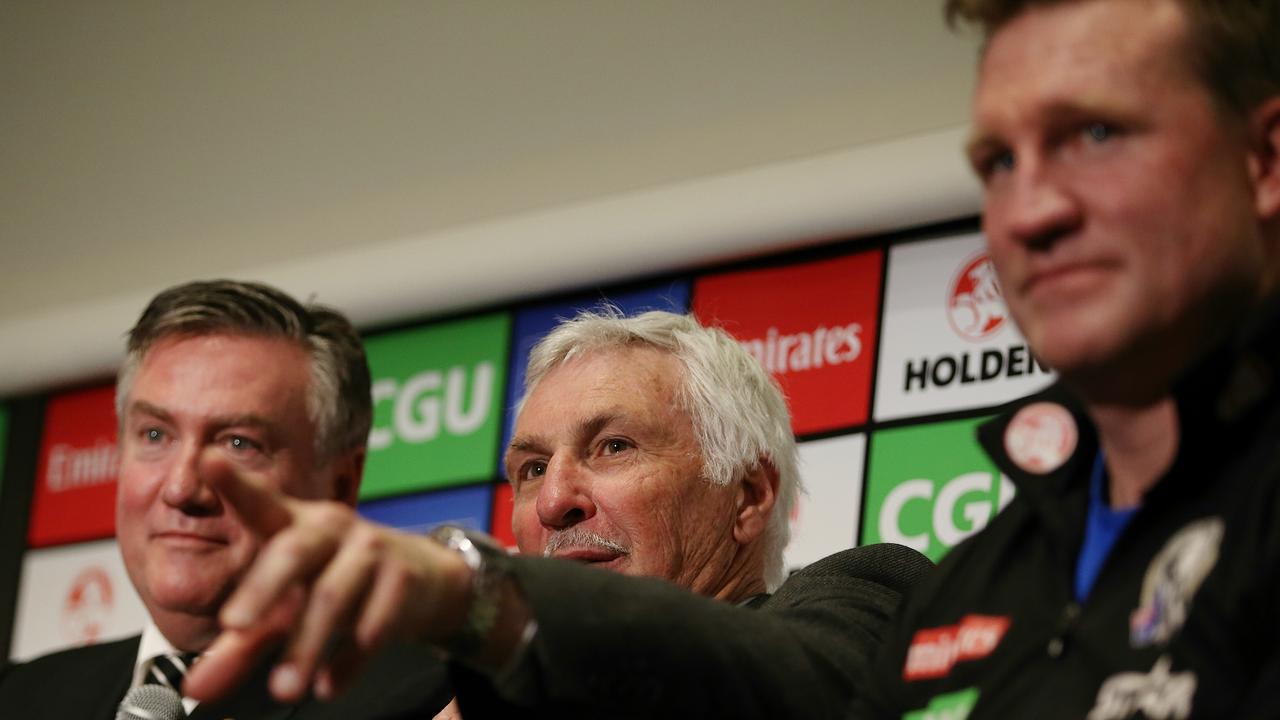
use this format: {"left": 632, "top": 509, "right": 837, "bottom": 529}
{"left": 733, "top": 457, "right": 780, "bottom": 547}
{"left": 329, "top": 449, "right": 366, "bottom": 507}
{"left": 1248, "top": 96, "right": 1280, "bottom": 220}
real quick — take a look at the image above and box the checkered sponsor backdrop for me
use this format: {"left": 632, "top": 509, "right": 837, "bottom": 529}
{"left": 10, "top": 224, "right": 1049, "bottom": 660}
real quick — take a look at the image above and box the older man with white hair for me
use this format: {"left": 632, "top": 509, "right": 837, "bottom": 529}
{"left": 179, "top": 309, "right": 930, "bottom": 718}
{"left": 507, "top": 308, "right": 807, "bottom": 601}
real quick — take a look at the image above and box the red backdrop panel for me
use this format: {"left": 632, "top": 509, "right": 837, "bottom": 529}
{"left": 29, "top": 384, "right": 120, "bottom": 547}
{"left": 693, "top": 250, "right": 884, "bottom": 435}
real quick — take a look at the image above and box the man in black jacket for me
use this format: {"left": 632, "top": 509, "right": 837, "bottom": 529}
{"left": 854, "top": 1, "right": 1280, "bottom": 717}
{"left": 176, "top": 309, "right": 930, "bottom": 718}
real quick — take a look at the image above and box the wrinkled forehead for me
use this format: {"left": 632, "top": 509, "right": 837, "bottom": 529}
{"left": 513, "top": 345, "right": 692, "bottom": 440}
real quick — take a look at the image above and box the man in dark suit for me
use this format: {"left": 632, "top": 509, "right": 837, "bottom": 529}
{"left": 0, "top": 280, "right": 451, "bottom": 718}
{"left": 178, "top": 309, "right": 931, "bottom": 718}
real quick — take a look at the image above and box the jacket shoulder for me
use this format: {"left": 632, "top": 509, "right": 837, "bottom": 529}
{"left": 2, "top": 635, "right": 138, "bottom": 678}
{"left": 766, "top": 543, "right": 934, "bottom": 613}
{"left": 0, "top": 636, "right": 138, "bottom": 714}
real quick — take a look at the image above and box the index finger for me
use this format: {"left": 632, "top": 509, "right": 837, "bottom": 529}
{"left": 199, "top": 448, "right": 295, "bottom": 537}
{"left": 184, "top": 585, "right": 304, "bottom": 702}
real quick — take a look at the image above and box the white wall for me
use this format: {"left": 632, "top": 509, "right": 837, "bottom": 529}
{"left": 0, "top": 2, "right": 983, "bottom": 395}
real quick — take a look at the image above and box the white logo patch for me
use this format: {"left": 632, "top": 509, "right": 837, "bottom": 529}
{"left": 1087, "top": 655, "right": 1196, "bottom": 720}
{"left": 1130, "top": 517, "right": 1223, "bottom": 647}
{"left": 1003, "top": 402, "right": 1077, "bottom": 474}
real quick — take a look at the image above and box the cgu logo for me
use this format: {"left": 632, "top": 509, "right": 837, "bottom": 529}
{"left": 947, "top": 252, "right": 1007, "bottom": 341}
{"left": 368, "top": 363, "right": 494, "bottom": 451}
{"left": 879, "top": 472, "right": 1015, "bottom": 555}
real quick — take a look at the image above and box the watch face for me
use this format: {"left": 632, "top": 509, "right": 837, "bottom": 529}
{"left": 432, "top": 525, "right": 512, "bottom": 577}
{"left": 438, "top": 524, "right": 506, "bottom": 556}
{"left": 428, "top": 524, "right": 513, "bottom": 659}
{"left": 466, "top": 529, "right": 509, "bottom": 557}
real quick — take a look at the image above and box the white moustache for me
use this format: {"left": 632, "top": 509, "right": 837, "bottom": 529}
{"left": 543, "top": 528, "right": 629, "bottom": 557}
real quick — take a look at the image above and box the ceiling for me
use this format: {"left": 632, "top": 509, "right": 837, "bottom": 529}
{"left": 0, "top": 1, "right": 981, "bottom": 329}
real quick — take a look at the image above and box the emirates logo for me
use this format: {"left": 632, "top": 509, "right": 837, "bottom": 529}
{"left": 947, "top": 252, "right": 1007, "bottom": 341}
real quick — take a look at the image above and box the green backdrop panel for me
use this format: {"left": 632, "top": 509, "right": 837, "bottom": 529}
{"left": 861, "top": 416, "right": 1013, "bottom": 562}
{"left": 362, "top": 313, "right": 511, "bottom": 499}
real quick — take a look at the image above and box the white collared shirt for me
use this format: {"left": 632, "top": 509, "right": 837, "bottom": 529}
{"left": 131, "top": 622, "right": 199, "bottom": 715}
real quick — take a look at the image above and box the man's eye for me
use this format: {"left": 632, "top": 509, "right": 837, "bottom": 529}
{"left": 602, "top": 438, "right": 632, "bottom": 455}
{"left": 144, "top": 428, "right": 166, "bottom": 443}
{"left": 974, "top": 150, "right": 1015, "bottom": 182}
{"left": 225, "top": 435, "right": 262, "bottom": 455}
{"left": 1084, "top": 122, "right": 1114, "bottom": 143}
{"left": 525, "top": 461, "right": 547, "bottom": 479}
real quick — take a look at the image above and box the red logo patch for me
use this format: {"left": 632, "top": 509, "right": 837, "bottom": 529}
{"left": 947, "top": 252, "right": 1007, "bottom": 342}
{"left": 904, "top": 614, "right": 1011, "bottom": 681}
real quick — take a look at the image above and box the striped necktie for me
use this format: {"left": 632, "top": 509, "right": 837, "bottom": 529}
{"left": 144, "top": 652, "right": 198, "bottom": 694}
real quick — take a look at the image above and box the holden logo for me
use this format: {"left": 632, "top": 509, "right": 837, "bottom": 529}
{"left": 61, "top": 566, "right": 114, "bottom": 645}
{"left": 947, "top": 252, "right": 1007, "bottom": 341}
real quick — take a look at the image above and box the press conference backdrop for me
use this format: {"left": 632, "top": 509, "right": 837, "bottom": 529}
{"left": 4, "top": 224, "right": 1054, "bottom": 661}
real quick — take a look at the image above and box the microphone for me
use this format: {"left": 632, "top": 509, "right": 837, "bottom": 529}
{"left": 115, "top": 684, "right": 186, "bottom": 720}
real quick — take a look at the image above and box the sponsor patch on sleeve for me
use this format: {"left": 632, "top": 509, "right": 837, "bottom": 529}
{"left": 904, "top": 614, "right": 1011, "bottom": 681}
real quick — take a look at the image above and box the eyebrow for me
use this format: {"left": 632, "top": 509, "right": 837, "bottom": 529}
{"left": 964, "top": 133, "right": 1000, "bottom": 163}
{"left": 507, "top": 412, "right": 625, "bottom": 456}
{"left": 507, "top": 437, "right": 544, "bottom": 455}
{"left": 128, "top": 400, "right": 176, "bottom": 425}
{"left": 127, "top": 401, "right": 275, "bottom": 431}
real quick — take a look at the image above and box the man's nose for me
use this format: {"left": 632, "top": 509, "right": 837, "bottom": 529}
{"left": 999, "top": 156, "right": 1083, "bottom": 250}
{"left": 535, "top": 456, "right": 595, "bottom": 530}
{"left": 160, "top": 442, "right": 221, "bottom": 515}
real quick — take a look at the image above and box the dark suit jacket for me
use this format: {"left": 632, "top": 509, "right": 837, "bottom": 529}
{"left": 0, "top": 634, "right": 451, "bottom": 720}
{"left": 452, "top": 543, "right": 933, "bottom": 718}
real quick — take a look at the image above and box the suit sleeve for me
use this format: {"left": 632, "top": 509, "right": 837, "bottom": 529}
{"left": 454, "top": 543, "right": 932, "bottom": 718}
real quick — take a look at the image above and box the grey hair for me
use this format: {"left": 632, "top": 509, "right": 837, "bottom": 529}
{"left": 519, "top": 308, "right": 802, "bottom": 591}
{"left": 115, "top": 279, "right": 372, "bottom": 460}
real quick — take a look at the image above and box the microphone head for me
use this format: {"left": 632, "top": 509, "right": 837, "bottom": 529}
{"left": 116, "top": 684, "right": 186, "bottom": 720}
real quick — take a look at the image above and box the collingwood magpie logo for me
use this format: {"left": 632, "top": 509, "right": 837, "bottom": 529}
{"left": 1130, "top": 517, "right": 1224, "bottom": 647}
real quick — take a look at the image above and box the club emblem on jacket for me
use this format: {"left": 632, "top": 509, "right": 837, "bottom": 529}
{"left": 1130, "top": 517, "right": 1223, "bottom": 647}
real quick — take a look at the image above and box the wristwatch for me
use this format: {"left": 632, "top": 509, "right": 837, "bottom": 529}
{"left": 428, "top": 524, "right": 515, "bottom": 659}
